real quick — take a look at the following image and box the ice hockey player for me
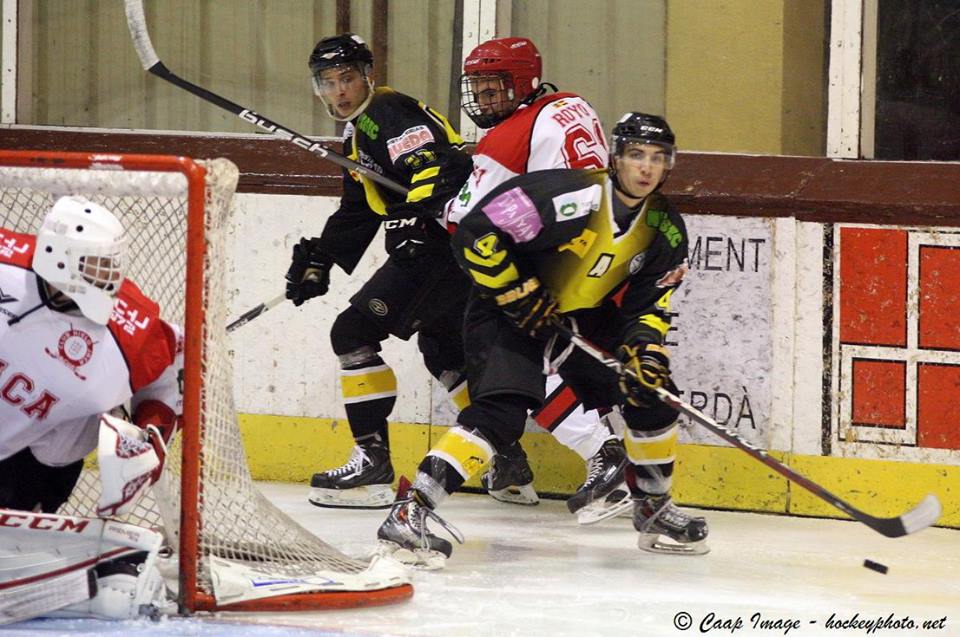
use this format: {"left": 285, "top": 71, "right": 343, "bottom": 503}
{"left": 0, "top": 196, "right": 182, "bottom": 622}
{"left": 377, "top": 113, "right": 709, "bottom": 567}
{"left": 447, "top": 37, "right": 627, "bottom": 519}
{"left": 285, "top": 34, "right": 473, "bottom": 509}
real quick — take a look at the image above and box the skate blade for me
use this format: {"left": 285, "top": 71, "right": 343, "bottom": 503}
{"left": 637, "top": 532, "right": 710, "bottom": 556}
{"left": 308, "top": 485, "right": 395, "bottom": 509}
{"left": 577, "top": 492, "right": 632, "bottom": 525}
{"left": 487, "top": 483, "right": 539, "bottom": 506}
{"left": 376, "top": 540, "right": 448, "bottom": 570}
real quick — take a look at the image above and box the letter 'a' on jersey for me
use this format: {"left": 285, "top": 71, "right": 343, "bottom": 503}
{"left": 32, "top": 196, "right": 128, "bottom": 325}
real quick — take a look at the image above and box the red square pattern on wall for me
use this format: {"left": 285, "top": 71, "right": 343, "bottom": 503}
{"left": 839, "top": 227, "right": 907, "bottom": 347}
{"left": 917, "top": 363, "right": 960, "bottom": 449}
{"left": 851, "top": 359, "right": 906, "bottom": 428}
{"left": 919, "top": 246, "right": 960, "bottom": 351}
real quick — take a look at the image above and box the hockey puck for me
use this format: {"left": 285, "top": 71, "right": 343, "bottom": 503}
{"left": 863, "top": 559, "right": 888, "bottom": 574}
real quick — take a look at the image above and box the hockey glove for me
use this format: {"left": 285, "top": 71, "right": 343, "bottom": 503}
{"left": 285, "top": 238, "right": 332, "bottom": 306}
{"left": 494, "top": 276, "right": 560, "bottom": 339}
{"left": 617, "top": 342, "right": 670, "bottom": 407}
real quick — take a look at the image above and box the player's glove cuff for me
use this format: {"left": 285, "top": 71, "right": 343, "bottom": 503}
{"left": 494, "top": 276, "right": 561, "bottom": 339}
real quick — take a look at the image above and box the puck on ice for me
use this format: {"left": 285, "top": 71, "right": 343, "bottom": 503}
{"left": 863, "top": 559, "right": 888, "bottom": 574}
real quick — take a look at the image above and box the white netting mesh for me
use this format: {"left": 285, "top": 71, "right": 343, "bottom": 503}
{"left": 0, "top": 157, "right": 373, "bottom": 601}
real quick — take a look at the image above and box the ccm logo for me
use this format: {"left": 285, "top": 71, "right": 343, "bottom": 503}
{"left": 383, "top": 218, "right": 417, "bottom": 230}
{"left": 0, "top": 511, "right": 90, "bottom": 533}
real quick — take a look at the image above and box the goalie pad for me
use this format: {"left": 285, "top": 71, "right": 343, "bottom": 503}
{"left": 97, "top": 413, "right": 166, "bottom": 517}
{"left": 0, "top": 509, "right": 171, "bottom": 624}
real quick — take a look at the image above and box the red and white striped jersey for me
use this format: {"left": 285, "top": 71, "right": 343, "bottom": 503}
{"left": 0, "top": 228, "right": 182, "bottom": 465}
{"left": 445, "top": 92, "right": 608, "bottom": 225}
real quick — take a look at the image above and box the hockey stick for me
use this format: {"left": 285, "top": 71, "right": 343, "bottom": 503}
{"left": 226, "top": 293, "right": 286, "bottom": 333}
{"left": 123, "top": 0, "right": 409, "bottom": 196}
{"left": 553, "top": 322, "right": 942, "bottom": 539}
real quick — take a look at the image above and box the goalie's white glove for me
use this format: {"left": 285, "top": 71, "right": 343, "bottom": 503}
{"left": 97, "top": 413, "right": 168, "bottom": 517}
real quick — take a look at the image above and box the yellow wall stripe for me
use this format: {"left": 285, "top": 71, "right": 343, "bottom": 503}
{"left": 237, "top": 415, "right": 960, "bottom": 528}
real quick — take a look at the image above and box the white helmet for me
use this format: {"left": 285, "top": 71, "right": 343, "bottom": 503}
{"left": 32, "top": 196, "right": 128, "bottom": 325}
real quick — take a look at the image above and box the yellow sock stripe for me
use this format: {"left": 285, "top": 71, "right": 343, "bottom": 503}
{"left": 427, "top": 426, "right": 493, "bottom": 480}
{"left": 341, "top": 365, "right": 398, "bottom": 402}
{"left": 448, "top": 380, "right": 471, "bottom": 411}
{"left": 625, "top": 426, "right": 677, "bottom": 466}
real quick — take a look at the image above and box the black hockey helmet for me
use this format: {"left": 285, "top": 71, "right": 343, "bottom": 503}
{"left": 308, "top": 33, "right": 373, "bottom": 75}
{"left": 611, "top": 112, "right": 676, "bottom": 169}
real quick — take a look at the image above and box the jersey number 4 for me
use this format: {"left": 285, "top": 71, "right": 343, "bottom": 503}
{"left": 563, "top": 121, "right": 606, "bottom": 170}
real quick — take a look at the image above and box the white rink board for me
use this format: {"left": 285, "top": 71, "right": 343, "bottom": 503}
{"left": 672, "top": 214, "right": 775, "bottom": 448}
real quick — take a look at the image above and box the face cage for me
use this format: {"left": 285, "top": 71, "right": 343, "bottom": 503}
{"left": 459, "top": 73, "right": 518, "bottom": 129}
{"left": 70, "top": 242, "right": 127, "bottom": 296}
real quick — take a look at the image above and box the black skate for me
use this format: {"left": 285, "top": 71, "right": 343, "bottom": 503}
{"left": 633, "top": 493, "right": 709, "bottom": 555}
{"left": 308, "top": 442, "right": 395, "bottom": 509}
{"left": 482, "top": 442, "right": 539, "bottom": 505}
{"left": 567, "top": 438, "right": 629, "bottom": 524}
{"left": 377, "top": 478, "right": 463, "bottom": 570}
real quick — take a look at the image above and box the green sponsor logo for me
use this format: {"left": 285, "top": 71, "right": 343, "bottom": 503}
{"left": 646, "top": 209, "right": 683, "bottom": 248}
{"left": 558, "top": 202, "right": 578, "bottom": 217}
{"left": 357, "top": 113, "right": 379, "bottom": 139}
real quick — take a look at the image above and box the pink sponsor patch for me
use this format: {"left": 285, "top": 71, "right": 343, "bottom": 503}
{"left": 481, "top": 187, "right": 542, "bottom": 243}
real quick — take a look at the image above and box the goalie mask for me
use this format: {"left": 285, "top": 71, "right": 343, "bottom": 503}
{"left": 609, "top": 112, "right": 676, "bottom": 198}
{"left": 309, "top": 33, "right": 375, "bottom": 122}
{"left": 32, "top": 196, "right": 128, "bottom": 325}
{"left": 460, "top": 37, "right": 542, "bottom": 129}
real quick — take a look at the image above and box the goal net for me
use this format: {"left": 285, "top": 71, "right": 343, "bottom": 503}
{"left": 0, "top": 150, "right": 411, "bottom": 612}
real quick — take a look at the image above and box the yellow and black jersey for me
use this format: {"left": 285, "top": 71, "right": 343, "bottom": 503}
{"left": 315, "top": 87, "right": 470, "bottom": 273}
{"left": 452, "top": 168, "right": 689, "bottom": 346}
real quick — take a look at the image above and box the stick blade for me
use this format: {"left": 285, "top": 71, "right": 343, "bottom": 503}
{"left": 898, "top": 494, "right": 942, "bottom": 536}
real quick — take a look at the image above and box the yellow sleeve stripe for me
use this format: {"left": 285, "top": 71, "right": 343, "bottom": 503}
{"left": 638, "top": 314, "right": 671, "bottom": 337}
{"left": 407, "top": 183, "right": 435, "bottom": 203}
{"left": 462, "top": 247, "right": 508, "bottom": 267}
{"left": 341, "top": 365, "right": 398, "bottom": 400}
{"left": 625, "top": 426, "right": 677, "bottom": 465}
{"left": 469, "top": 262, "right": 519, "bottom": 289}
{"left": 428, "top": 426, "right": 493, "bottom": 479}
{"left": 411, "top": 166, "right": 440, "bottom": 183}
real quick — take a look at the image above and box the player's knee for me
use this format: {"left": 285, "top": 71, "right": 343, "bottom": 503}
{"left": 458, "top": 393, "right": 538, "bottom": 450}
{"left": 330, "top": 306, "right": 387, "bottom": 356}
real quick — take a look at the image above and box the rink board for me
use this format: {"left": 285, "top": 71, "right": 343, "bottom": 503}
{"left": 228, "top": 194, "right": 960, "bottom": 529}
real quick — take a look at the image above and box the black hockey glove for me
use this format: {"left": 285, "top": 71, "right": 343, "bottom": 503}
{"left": 617, "top": 342, "right": 670, "bottom": 407}
{"left": 285, "top": 238, "right": 332, "bottom": 307}
{"left": 494, "top": 276, "right": 560, "bottom": 339}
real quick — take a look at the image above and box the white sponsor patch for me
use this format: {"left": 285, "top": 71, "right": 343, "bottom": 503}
{"left": 387, "top": 125, "right": 435, "bottom": 163}
{"left": 551, "top": 185, "right": 601, "bottom": 223}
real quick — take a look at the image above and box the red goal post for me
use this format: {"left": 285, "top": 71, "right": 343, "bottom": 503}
{"left": 0, "top": 150, "right": 412, "bottom": 613}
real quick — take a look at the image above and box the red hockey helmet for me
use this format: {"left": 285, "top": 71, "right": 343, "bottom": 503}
{"left": 460, "top": 37, "right": 543, "bottom": 128}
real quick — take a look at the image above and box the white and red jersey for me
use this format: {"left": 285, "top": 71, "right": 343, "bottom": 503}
{"left": 0, "top": 228, "right": 183, "bottom": 465}
{"left": 445, "top": 92, "right": 608, "bottom": 225}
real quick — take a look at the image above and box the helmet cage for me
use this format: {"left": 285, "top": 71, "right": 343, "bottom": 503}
{"left": 459, "top": 72, "right": 518, "bottom": 129}
{"left": 32, "top": 197, "right": 129, "bottom": 325}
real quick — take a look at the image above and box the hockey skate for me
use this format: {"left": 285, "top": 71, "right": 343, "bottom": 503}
{"left": 567, "top": 438, "right": 630, "bottom": 524}
{"left": 377, "top": 478, "right": 463, "bottom": 570}
{"left": 308, "top": 442, "right": 395, "bottom": 509}
{"left": 482, "top": 442, "right": 539, "bottom": 505}
{"left": 633, "top": 493, "right": 709, "bottom": 555}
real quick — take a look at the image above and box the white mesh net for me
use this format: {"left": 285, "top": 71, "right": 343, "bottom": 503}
{"left": 0, "top": 156, "right": 404, "bottom": 608}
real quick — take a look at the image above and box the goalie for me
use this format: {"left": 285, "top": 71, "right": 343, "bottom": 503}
{"left": 0, "top": 196, "right": 182, "bottom": 623}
